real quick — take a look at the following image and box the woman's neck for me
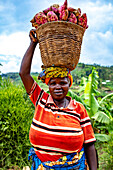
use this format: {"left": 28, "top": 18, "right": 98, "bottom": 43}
{"left": 53, "top": 97, "right": 69, "bottom": 108}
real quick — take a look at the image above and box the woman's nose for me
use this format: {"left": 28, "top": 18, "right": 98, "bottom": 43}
{"left": 55, "top": 84, "right": 61, "bottom": 89}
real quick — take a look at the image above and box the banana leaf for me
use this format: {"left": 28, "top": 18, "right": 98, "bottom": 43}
{"left": 95, "top": 133, "right": 111, "bottom": 142}
{"left": 92, "top": 111, "right": 112, "bottom": 124}
{"left": 84, "top": 68, "right": 99, "bottom": 117}
{"left": 99, "top": 93, "right": 113, "bottom": 104}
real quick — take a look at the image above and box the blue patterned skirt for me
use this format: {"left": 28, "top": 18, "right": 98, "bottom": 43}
{"left": 28, "top": 147, "right": 87, "bottom": 170}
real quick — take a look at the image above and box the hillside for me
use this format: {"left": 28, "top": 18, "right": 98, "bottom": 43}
{"left": 1, "top": 63, "right": 113, "bottom": 95}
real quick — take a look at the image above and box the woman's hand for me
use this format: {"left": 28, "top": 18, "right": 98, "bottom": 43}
{"left": 29, "top": 29, "right": 39, "bottom": 43}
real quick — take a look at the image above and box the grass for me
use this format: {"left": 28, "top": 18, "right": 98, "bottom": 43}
{"left": 95, "top": 141, "right": 113, "bottom": 170}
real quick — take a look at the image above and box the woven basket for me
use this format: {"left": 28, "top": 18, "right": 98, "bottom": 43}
{"left": 36, "top": 21, "right": 85, "bottom": 71}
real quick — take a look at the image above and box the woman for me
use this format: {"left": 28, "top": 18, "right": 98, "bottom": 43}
{"left": 19, "top": 30, "right": 97, "bottom": 170}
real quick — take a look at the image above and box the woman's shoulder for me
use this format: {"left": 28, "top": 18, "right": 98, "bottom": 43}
{"left": 28, "top": 81, "right": 49, "bottom": 104}
{"left": 72, "top": 99, "right": 86, "bottom": 112}
{"left": 66, "top": 96, "right": 85, "bottom": 111}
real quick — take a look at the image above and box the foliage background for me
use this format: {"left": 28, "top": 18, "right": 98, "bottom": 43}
{"left": 0, "top": 80, "right": 35, "bottom": 169}
{"left": 0, "top": 63, "right": 113, "bottom": 169}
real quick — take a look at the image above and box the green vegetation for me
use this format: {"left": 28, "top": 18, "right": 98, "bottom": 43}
{"left": 0, "top": 79, "right": 34, "bottom": 169}
{"left": 2, "top": 63, "right": 113, "bottom": 94}
{"left": 95, "top": 131, "right": 113, "bottom": 170}
{"left": 0, "top": 63, "right": 113, "bottom": 169}
{"left": 71, "top": 63, "right": 113, "bottom": 96}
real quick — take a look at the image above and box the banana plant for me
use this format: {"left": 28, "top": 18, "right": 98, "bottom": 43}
{"left": 92, "top": 93, "right": 113, "bottom": 125}
{"left": 78, "top": 77, "right": 87, "bottom": 94}
{"left": 70, "top": 67, "right": 113, "bottom": 142}
{"left": 82, "top": 68, "right": 113, "bottom": 122}
{"left": 83, "top": 67, "right": 100, "bottom": 117}
{"left": 83, "top": 68, "right": 113, "bottom": 141}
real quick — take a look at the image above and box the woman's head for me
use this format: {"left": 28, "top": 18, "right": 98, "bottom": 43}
{"left": 48, "top": 77, "right": 70, "bottom": 101}
{"left": 38, "top": 66, "right": 73, "bottom": 87}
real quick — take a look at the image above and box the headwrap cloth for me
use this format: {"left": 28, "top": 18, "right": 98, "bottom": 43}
{"left": 38, "top": 66, "right": 73, "bottom": 87}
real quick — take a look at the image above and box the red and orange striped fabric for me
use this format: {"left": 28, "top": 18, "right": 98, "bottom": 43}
{"left": 28, "top": 81, "right": 96, "bottom": 162}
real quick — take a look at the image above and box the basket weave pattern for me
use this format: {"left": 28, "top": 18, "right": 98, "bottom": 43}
{"left": 36, "top": 21, "right": 85, "bottom": 70}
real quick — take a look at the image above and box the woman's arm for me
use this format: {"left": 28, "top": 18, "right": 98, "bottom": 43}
{"left": 19, "top": 29, "right": 38, "bottom": 93}
{"left": 84, "top": 143, "right": 97, "bottom": 170}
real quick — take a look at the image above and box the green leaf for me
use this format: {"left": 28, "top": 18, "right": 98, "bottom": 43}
{"left": 79, "top": 77, "right": 87, "bottom": 93}
{"left": 92, "top": 89, "right": 100, "bottom": 95}
{"left": 91, "top": 95, "right": 99, "bottom": 116}
{"left": 84, "top": 82, "right": 91, "bottom": 105}
{"left": 92, "top": 111, "right": 111, "bottom": 124}
{"left": 99, "top": 93, "right": 113, "bottom": 104}
{"left": 95, "top": 133, "right": 111, "bottom": 142}
{"left": 84, "top": 68, "right": 100, "bottom": 117}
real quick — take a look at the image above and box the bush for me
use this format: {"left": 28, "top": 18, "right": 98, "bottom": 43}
{"left": 95, "top": 122, "right": 113, "bottom": 170}
{"left": 0, "top": 79, "right": 34, "bottom": 169}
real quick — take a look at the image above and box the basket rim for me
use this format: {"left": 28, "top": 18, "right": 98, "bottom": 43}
{"left": 37, "top": 21, "right": 85, "bottom": 33}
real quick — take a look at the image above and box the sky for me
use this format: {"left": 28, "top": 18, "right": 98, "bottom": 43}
{"left": 0, "top": 0, "right": 113, "bottom": 73}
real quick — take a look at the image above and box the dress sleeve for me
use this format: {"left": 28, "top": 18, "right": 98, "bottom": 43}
{"left": 79, "top": 103, "right": 96, "bottom": 144}
{"left": 27, "top": 81, "right": 43, "bottom": 106}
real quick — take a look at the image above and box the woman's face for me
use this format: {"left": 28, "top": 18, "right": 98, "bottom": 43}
{"left": 48, "top": 77, "right": 70, "bottom": 101}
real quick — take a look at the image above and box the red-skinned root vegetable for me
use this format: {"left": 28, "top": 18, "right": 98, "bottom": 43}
{"left": 68, "top": 13, "right": 77, "bottom": 24}
{"left": 30, "top": 16, "right": 39, "bottom": 29}
{"left": 78, "top": 13, "right": 88, "bottom": 29}
{"left": 43, "top": 5, "right": 59, "bottom": 15}
{"left": 73, "top": 8, "right": 81, "bottom": 17}
{"left": 30, "top": 0, "right": 88, "bottom": 31}
{"left": 30, "top": 16, "right": 35, "bottom": 23}
{"left": 68, "top": 7, "right": 75, "bottom": 12}
{"left": 59, "top": 0, "right": 67, "bottom": 13}
{"left": 32, "top": 22, "right": 39, "bottom": 29}
{"left": 51, "top": 7, "right": 59, "bottom": 14}
{"left": 35, "top": 12, "right": 48, "bottom": 25}
{"left": 52, "top": 4, "right": 59, "bottom": 9}
{"left": 47, "top": 11, "right": 58, "bottom": 22}
{"left": 59, "top": 0, "right": 68, "bottom": 20}
{"left": 43, "top": 7, "right": 52, "bottom": 14}
{"left": 59, "top": 9, "right": 68, "bottom": 20}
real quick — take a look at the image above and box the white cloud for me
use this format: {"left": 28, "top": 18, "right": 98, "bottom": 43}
{"left": 80, "top": 29, "right": 113, "bottom": 66}
{"left": 30, "top": 46, "right": 42, "bottom": 73}
{"left": 0, "top": 32, "right": 29, "bottom": 56}
{"left": 98, "top": 30, "right": 113, "bottom": 43}
{"left": 0, "top": 55, "right": 7, "bottom": 61}
{"left": 0, "top": 32, "right": 42, "bottom": 73}
{"left": 0, "top": 0, "right": 113, "bottom": 73}
{"left": 87, "top": 2, "right": 113, "bottom": 31}
{"left": 1, "top": 61, "right": 19, "bottom": 73}
{"left": 73, "top": 0, "right": 113, "bottom": 66}
{"left": 69, "top": 0, "right": 113, "bottom": 31}
{"left": 84, "top": 1, "right": 113, "bottom": 31}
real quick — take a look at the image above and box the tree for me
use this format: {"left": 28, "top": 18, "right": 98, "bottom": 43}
{"left": 69, "top": 67, "right": 113, "bottom": 142}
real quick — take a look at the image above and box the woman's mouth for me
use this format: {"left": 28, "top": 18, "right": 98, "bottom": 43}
{"left": 54, "top": 90, "right": 63, "bottom": 96}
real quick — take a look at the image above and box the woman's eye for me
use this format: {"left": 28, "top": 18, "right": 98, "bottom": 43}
{"left": 60, "top": 82, "right": 66, "bottom": 85}
{"left": 50, "top": 82, "right": 56, "bottom": 85}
